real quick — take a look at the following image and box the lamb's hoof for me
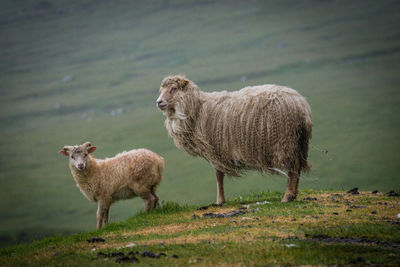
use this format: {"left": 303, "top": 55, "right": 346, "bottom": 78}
{"left": 281, "top": 194, "right": 296, "bottom": 202}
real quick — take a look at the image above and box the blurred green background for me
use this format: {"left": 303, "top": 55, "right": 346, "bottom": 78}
{"left": 0, "top": 0, "right": 399, "bottom": 247}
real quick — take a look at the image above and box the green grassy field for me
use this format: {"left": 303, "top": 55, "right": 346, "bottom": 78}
{"left": 1, "top": 0, "right": 399, "bottom": 248}
{"left": 0, "top": 190, "right": 399, "bottom": 266}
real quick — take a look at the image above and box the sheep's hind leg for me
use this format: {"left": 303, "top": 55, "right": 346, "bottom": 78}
{"left": 282, "top": 170, "right": 300, "bottom": 202}
{"left": 216, "top": 170, "right": 226, "bottom": 205}
{"left": 103, "top": 207, "right": 110, "bottom": 226}
{"left": 151, "top": 192, "right": 159, "bottom": 209}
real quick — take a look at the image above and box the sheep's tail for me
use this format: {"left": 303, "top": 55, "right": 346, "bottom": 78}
{"left": 299, "top": 123, "right": 312, "bottom": 173}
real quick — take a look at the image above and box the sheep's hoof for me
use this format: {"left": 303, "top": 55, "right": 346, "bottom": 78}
{"left": 215, "top": 200, "right": 226, "bottom": 206}
{"left": 281, "top": 194, "right": 296, "bottom": 202}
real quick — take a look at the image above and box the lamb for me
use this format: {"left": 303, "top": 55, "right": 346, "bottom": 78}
{"left": 156, "top": 75, "right": 312, "bottom": 204}
{"left": 59, "top": 142, "right": 164, "bottom": 229}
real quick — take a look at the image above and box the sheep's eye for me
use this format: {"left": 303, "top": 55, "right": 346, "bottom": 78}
{"left": 71, "top": 155, "right": 75, "bottom": 160}
{"left": 84, "top": 154, "right": 88, "bottom": 157}
{"left": 170, "top": 87, "right": 177, "bottom": 94}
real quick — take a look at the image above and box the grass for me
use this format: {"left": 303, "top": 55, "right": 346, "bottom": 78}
{"left": 0, "top": 190, "right": 399, "bottom": 266}
{"left": 1, "top": 0, "right": 400, "bottom": 247}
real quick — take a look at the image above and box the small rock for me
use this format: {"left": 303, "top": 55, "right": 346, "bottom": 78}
{"left": 124, "top": 242, "right": 136, "bottom": 248}
{"left": 371, "top": 211, "right": 377, "bottom": 214}
{"left": 189, "top": 258, "right": 202, "bottom": 263}
{"left": 172, "top": 254, "right": 179, "bottom": 258}
{"left": 87, "top": 237, "right": 105, "bottom": 243}
{"left": 197, "top": 206, "right": 209, "bottom": 210}
{"left": 192, "top": 214, "right": 200, "bottom": 219}
{"left": 350, "top": 205, "right": 366, "bottom": 209}
{"left": 372, "top": 190, "right": 379, "bottom": 194}
{"left": 111, "top": 252, "right": 125, "bottom": 257}
{"left": 347, "top": 188, "right": 359, "bottom": 195}
{"left": 397, "top": 213, "right": 400, "bottom": 219}
{"left": 141, "top": 251, "right": 157, "bottom": 258}
{"left": 156, "top": 252, "right": 167, "bottom": 258}
{"left": 202, "top": 210, "right": 246, "bottom": 218}
{"left": 91, "top": 248, "right": 96, "bottom": 251}
{"left": 386, "top": 190, "right": 400, "bottom": 197}
{"left": 255, "top": 200, "right": 271, "bottom": 205}
{"left": 302, "top": 197, "right": 317, "bottom": 201}
{"left": 333, "top": 212, "right": 339, "bottom": 215}
{"left": 116, "top": 255, "right": 139, "bottom": 263}
{"left": 346, "top": 209, "right": 352, "bottom": 212}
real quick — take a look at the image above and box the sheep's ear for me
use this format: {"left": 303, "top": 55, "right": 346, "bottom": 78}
{"left": 59, "top": 150, "right": 69, "bottom": 156}
{"left": 88, "top": 146, "right": 97, "bottom": 154}
{"left": 179, "top": 78, "right": 189, "bottom": 89}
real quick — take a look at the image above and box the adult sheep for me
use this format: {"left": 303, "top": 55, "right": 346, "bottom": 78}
{"left": 156, "top": 75, "right": 312, "bottom": 204}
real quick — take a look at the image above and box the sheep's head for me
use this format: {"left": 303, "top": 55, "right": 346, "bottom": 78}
{"left": 156, "top": 75, "right": 190, "bottom": 112}
{"left": 59, "top": 142, "right": 96, "bottom": 171}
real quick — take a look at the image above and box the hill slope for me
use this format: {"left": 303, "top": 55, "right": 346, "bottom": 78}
{"left": 1, "top": 190, "right": 399, "bottom": 266}
{"left": 1, "top": 0, "right": 400, "bottom": 247}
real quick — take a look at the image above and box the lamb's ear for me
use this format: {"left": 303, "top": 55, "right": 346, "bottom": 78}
{"left": 82, "top": 141, "right": 91, "bottom": 148}
{"left": 87, "top": 146, "right": 97, "bottom": 154}
{"left": 59, "top": 146, "right": 72, "bottom": 156}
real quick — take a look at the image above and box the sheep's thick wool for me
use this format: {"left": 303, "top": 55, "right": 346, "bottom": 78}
{"left": 162, "top": 77, "right": 312, "bottom": 177}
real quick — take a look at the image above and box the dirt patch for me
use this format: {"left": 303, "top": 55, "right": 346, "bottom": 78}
{"left": 306, "top": 235, "right": 400, "bottom": 249}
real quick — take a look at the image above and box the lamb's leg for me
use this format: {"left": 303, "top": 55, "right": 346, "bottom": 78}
{"left": 142, "top": 192, "right": 156, "bottom": 212}
{"left": 282, "top": 170, "right": 300, "bottom": 202}
{"left": 216, "top": 169, "right": 226, "bottom": 205}
{"left": 96, "top": 200, "right": 110, "bottom": 229}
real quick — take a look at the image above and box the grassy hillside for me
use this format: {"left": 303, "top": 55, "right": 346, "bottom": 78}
{"left": 0, "top": 190, "right": 399, "bottom": 266}
{"left": 1, "top": 0, "right": 400, "bottom": 247}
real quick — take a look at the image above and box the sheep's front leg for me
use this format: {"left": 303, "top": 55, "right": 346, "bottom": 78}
{"left": 282, "top": 170, "right": 300, "bottom": 202}
{"left": 216, "top": 170, "right": 226, "bottom": 205}
{"left": 96, "top": 200, "right": 110, "bottom": 229}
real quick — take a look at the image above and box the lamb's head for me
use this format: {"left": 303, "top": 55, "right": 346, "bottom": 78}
{"left": 156, "top": 75, "right": 191, "bottom": 113}
{"left": 59, "top": 142, "right": 96, "bottom": 171}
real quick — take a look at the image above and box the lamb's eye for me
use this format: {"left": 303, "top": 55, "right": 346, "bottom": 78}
{"left": 71, "top": 155, "right": 75, "bottom": 160}
{"left": 170, "top": 87, "right": 177, "bottom": 94}
{"left": 84, "top": 154, "right": 88, "bottom": 157}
